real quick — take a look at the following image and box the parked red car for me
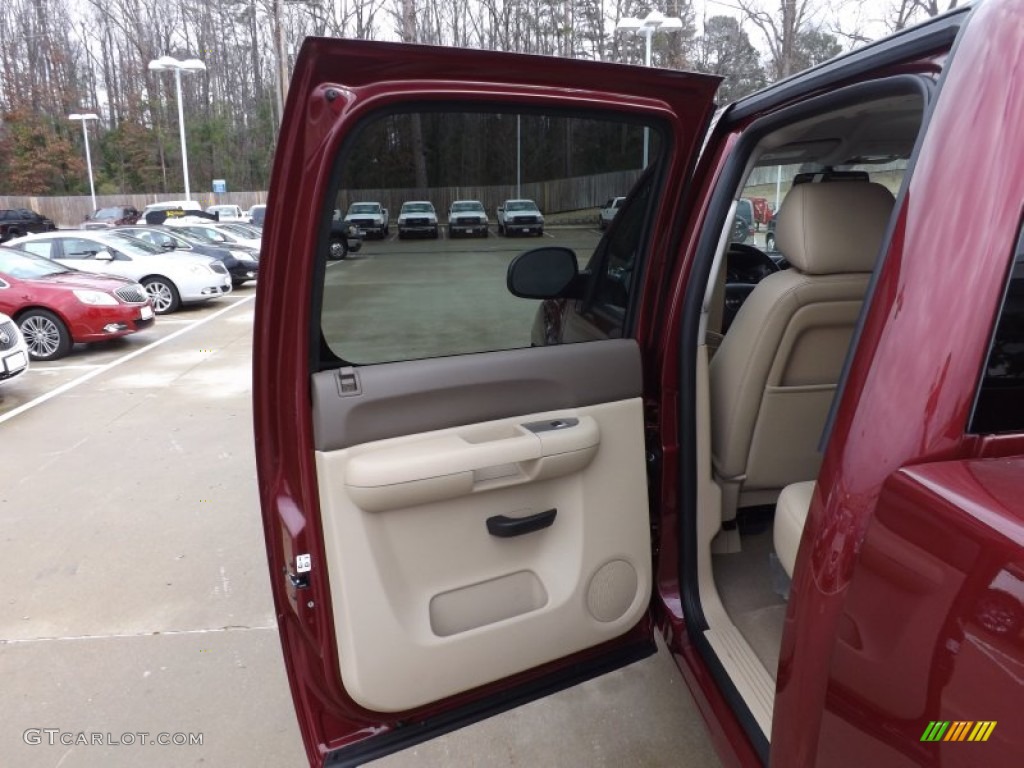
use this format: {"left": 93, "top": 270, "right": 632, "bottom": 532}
{"left": 254, "top": 3, "right": 1023, "bottom": 766}
{"left": 0, "top": 246, "right": 154, "bottom": 360}
{"left": 81, "top": 205, "right": 142, "bottom": 229}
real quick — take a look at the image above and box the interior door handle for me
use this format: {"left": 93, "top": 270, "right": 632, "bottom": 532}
{"left": 486, "top": 508, "right": 557, "bottom": 538}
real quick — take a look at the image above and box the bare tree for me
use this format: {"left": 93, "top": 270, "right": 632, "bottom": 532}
{"left": 737, "top": 0, "right": 813, "bottom": 80}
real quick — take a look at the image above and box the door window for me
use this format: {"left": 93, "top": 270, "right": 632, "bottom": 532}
{"left": 56, "top": 238, "right": 104, "bottom": 258}
{"left": 317, "top": 107, "right": 666, "bottom": 366}
{"left": 18, "top": 241, "right": 52, "bottom": 259}
{"left": 971, "top": 228, "right": 1024, "bottom": 433}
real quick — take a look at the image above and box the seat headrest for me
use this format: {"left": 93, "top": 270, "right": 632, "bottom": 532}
{"left": 775, "top": 182, "right": 895, "bottom": 275}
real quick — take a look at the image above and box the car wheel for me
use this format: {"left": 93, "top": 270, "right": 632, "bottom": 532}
{"left": 432, "top": 228, "right": 439, "bottom": 239}
{"left": 975, "top": 589, "right": 1023, "bottom": 635}
{"left": 329, "top": 237, "right": 348, "bottom": 260}
{"left": 537, "top": 229, "right": 544, "bottom": 237}
{"left": 19, "top": 309, "right": 72, "bottom": 361}
{"left": 383, "top": 225, "right": 389, "bottom": 237}
{"left": 766, "top": 233, "right": 776, "bottom": 251}
{"left": 142, "top": 276, "right": 181, "bottom": 314}
{"left": 398, "top": 231, "right": 406, "bottom": 240}
{"left": 498, "top": 223, "right": 504, "bottom": 236}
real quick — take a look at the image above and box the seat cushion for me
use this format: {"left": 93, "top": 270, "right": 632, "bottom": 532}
{"left": 774, "top": 481, "right": 816, "bottom": 578}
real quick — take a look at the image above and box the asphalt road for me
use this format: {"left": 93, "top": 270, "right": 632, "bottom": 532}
{"left": 0, "top": 231, "right": 720, "bottom": 767}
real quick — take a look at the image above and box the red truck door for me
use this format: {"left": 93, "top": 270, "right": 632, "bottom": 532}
{"left": 254, "top": 38, "right": 719, "bottom": 766}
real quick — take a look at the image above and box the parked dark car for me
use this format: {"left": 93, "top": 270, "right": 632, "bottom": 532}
{"left": 255, "top": 4, "right": 1024, "bottom": 767}
{"left": 731, "top": 214, "right": 751, "bottom": 244}
{"left": 81, "top": 206, "right": 142, "bottom": 230}
{"left": 247, "top": 204, "right": 267, "bottom": 227}
{"left": 328, "top": 219, "right": 364, "bottom": 260}
{"left": 0, "top": 208, "right": 56, "bottom": 243}
{"left": 114, "top": 226, "right": 259, "bottom": 287}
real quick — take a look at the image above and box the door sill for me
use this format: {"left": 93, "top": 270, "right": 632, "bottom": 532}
{"left": 324, "top": 638, "right": 656, "bottom": 767}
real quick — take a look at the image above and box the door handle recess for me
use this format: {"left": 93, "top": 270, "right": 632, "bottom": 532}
{"left": 343, "top": 415, "right": 599, "bottom": 512}
{"left": 486, "top": 509, "right": 557, "bottom": 538}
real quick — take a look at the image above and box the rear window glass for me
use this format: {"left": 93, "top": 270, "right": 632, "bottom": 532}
{"left": 971, "top": 228, "right": 1024, "bottom": 433}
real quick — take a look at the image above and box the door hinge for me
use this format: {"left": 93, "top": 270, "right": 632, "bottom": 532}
{"left": 335, "top": 366, "right": 361, "bottom": 397}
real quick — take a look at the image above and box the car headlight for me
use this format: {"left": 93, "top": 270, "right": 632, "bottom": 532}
{"left": 229, "top": 250, "right": 250, "bottom": 260}
{"left": 189, "top": 264, "right": 214, "bottom": 275}
{"left": 73, "top": 289, "right": 118, "bottom": 306}
{"left": 347, "top": 225, "right": 359, "bottom": 236}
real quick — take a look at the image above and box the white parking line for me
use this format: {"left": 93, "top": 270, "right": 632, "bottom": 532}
{"left": 0, "top": 296, "right": 255, "bottom": 427}
{"left": 27, "top": 364, "right": 104, "bottom": 372}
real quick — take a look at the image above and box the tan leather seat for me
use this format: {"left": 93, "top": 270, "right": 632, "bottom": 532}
{"left": 710, "top": 182, "right": 895, "bottom": 524}
{"left": 774, "top": 480, "right": 815, "bottom": 577}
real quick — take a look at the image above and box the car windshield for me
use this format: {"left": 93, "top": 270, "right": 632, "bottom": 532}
{"left": 180, "top": 226, "right": 228, "bottom": 244}
{"left": 507, "top": 201, "right": 537, "bottom": 212}
{"left": 107, "top": 233, "right": 165, "bottom": 254}
{"left": 92, "top": 207, "right": 123, "bottom": 220}
{"left": 451, "top": 202, "right": 484, "bottom": 213}
{"left": 129, "top": 229, "right": 187, "bottom": 248}
{"left": 402, "top": 203, "right": 433, "bottom": 213}
{"left": 219, "top": 223, "right": 256, "bottom": 237}
{"left": 349, "top": 204, "right": 379, "bottom": 214}
{"left": 0, "top": 247, "right": 70, "bottom": 278}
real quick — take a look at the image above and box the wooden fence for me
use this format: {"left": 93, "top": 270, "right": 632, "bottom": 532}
{"left": 1, "top": 168, "right": 641, "bottom": 228}
{"left": 0, "top": 192, "right": 268, "bottom": 228}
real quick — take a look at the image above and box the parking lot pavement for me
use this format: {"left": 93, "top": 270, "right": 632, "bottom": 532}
{"left": 0, "top": 237, "right": 721, "bottom": 767}
{"left": 0, "top": 286, "right": 258, "bottom": 421}
{"left": 0, "top": 292, "right": 305, "bottom": 767}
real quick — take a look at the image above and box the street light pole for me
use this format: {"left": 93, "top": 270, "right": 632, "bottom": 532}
{"left": 274, "top": 0, "right": 288, "bottom": 122}
{"left": 148, "top": 56, "right": 207, "bottom": 201}
{"left": 616, "top": 10, "right": 683, "bottom": 168}
{"left": 172, "top": 68, "right": 191, "bottom": 200}
{"left": 68, "top": 113, "right": 99, "bottom": 212}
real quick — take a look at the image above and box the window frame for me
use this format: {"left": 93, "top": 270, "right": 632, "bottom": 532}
{"left": 311, "top": 100, "right": 672, "bottom": 370}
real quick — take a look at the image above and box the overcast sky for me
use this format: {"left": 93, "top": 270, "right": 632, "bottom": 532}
{"left": 695, "top": 0, "right": 909, "bottom": 52}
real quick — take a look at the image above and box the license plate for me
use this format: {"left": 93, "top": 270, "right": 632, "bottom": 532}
{"left": 140, "top": 306, "right": 154, "bottom": 320}
{"left": 4, "top": 350, "right": 28, "bottom": 373}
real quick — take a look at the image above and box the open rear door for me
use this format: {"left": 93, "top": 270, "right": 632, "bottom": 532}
{"left": 254, "top": 38, "right": 719, "bottom": 766}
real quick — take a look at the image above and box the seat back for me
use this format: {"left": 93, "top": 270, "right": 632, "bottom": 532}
{"left": 710, "top": 182, "right": 895, "bottom": 520}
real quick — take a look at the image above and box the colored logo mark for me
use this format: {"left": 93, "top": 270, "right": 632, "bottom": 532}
{"left": 920, "top": 721, "right": 996, "bottom": 742}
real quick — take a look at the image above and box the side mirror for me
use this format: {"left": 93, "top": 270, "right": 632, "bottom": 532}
{"left": 507, "top": 247, "right": 581, "bottom": 299}
{"left": 94, "top": 250, "right": 113, "bottom": 261}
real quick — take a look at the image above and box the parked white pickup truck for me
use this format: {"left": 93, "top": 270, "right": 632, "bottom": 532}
{"left": 343, "top": 202, "right": 389, "bottom": 238}
{"left": 598, "top": 197, "right": 625, "bottom": 230}
{"left": 496, "top": 199, "right": 544, "bottom": 237}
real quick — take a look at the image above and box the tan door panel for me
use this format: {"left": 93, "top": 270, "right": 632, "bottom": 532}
{"left": 344, "top": 416, "right": 600, "bottom": 512}
{"left": 315, "top": 399, "right": 650, "bottom": 712}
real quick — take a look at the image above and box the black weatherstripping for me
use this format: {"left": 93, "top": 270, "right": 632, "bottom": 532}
{"left": 322, "top": 638, "right": 655, "bottom": 767}
{"left": 486, "top": 509, "right": 557, "bottom": 538}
